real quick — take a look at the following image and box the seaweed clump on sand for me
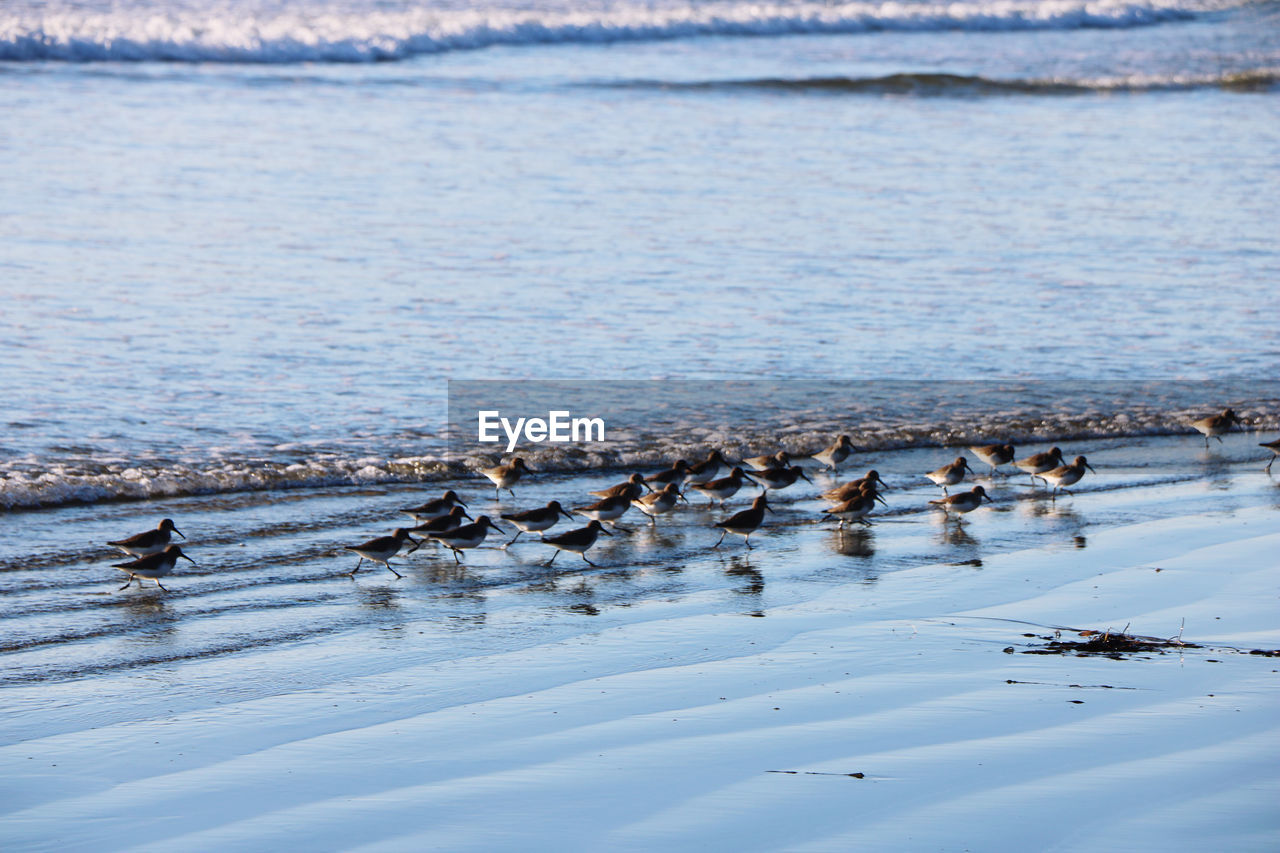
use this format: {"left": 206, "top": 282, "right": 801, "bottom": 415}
{"left": 1018, "top": 625, "right": 1198, "bottom": 660}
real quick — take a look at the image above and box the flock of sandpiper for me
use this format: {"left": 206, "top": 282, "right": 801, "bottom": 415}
{"left": 105, "top": 407, "right": 1279, "bottom": 591}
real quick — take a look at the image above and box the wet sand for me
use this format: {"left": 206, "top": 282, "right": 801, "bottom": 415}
{"left": 2, "top": 432, "right": 1278, "bottom": 850}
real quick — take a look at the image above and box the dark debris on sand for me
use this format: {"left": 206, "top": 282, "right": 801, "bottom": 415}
{"left": 1009, "top": 625, "right": 1280, "bottom": 660}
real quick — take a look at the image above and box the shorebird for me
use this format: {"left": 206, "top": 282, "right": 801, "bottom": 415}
{"left": 572, "top": 494, "right": 633, "bottom": 527}
{"left": 107, "top": 518, "right": 185, "bottom": 557}
{"left": 925, "top": 457, "right": 972, "bottom": 495}
{"left": 1042, "top": 455, "right": 1096, "bottom": 499}
{"left": 1013, "top": 447, "right": 1065, "bottom": 485}
{"left": 929, "top": 485, "right": 993, "bottom": 521}
{"left": 712, "top": 494, "right": 772, "bottom": 549}
{"left": 406, "top": 506, "right": 474, "bottom": 551}
{"left": 113, "top": 544, "right": 195, "bottom": 592}
{"left": 344, "top": 528, "right": 420, "bottom": 578}
{"left": 430, "top": 517, "right": 505, "bottom": 564}
{"left": 822, "top": 470, "right": 890, "bottom": 503}
{"left": 969, "top": 443, "right": 1015, "bottom": 476}
{"left": 690, "top": 466, "right": 758, "bottom": 506}
{"left": 744, "top": 450, "right": 791, "bottom": 472}
{"left": 481, "top": 458, "right": 530, "bottom": 499}
{"left": 499, "top": 500, "right": 575, "bottom": 547}
{"left": 822, "top": 488, "right": 882, "bottom": 529}
{"left": 589, "top": 473, "right": 651, "bottom": 501}
{"left": 685, "top": 450, "right": 730, "bottom": 485}
{"left": 542, "top": 519, "right": 612, "bottom": 567}
{"left": 1261, "top": 438, "right": 1280, "bottom": 473}
{"left": 631, "top": 482, "right": 685, "bottom": 524}
{"left": 753, "top": 465, "right": 812, "bottom": 492}
{"left": 1191, "top": 408, "right": 1239, "bottom": 448}
{"left": 812, "top": 434, "right": 856, "bottom": 471}
{"left": 646, "top": 459, "right": 691, "bottom": 487}
{"left": 400, "top": 490, "right": 467, "bottom": 523}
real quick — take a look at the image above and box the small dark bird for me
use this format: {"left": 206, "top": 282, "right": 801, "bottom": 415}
{"left": 113, "top": 544, "right": 195, "bottom": 592}
{"left": 541, "top": 519, "right": 612, "bottom": 567}
{"left": 107, "top": 518, "right": 185, "bottom": 557}
{"left": 500, "top": 500, "right": 575, "bottom": 547}
{"left": 713, "top": 494, "right": 772, "bottom": 549}
{"left": 344, "top": 528, "right": 420, "bottom": 578}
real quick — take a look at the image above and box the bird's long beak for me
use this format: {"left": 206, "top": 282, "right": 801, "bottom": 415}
{"left": 743, "top": 473, "right": 759, "bottom": 487}
{"left": 874, "top": 493, "right": 888, "bottom": 507}
{"left": 1085, "top": 462, "right": 1097, "bottom": 474}
{"left": 179, "top": 553, "right": 197, "bottom": 565}
{"left": 174, "top": 527, "right": 186, "bottom": 540}
{"left": 561, "top": 508, "right": 576, "bottom": 520}
{"left": 765, "top": 506, "right": 776, "bottom": 515}
{"left": 490, "top": 522, "right": 506, "bottom": 535}
{"left": 799, "top": 470, "right": 813, "bottom": 484}
{"left": 878, "top": 480, "right": 893, "bottom": 491}
{"left": 599, "top": 526, "right": 614, "bottom": 537}
{"left": 982, "top": 493, "right": 995, "bottom": 504}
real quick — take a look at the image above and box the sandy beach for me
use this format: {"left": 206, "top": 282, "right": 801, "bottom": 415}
{"left": 3, "top": 432, "right": 1277, "bottom": 850}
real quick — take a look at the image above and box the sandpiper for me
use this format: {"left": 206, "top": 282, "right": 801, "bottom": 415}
{"left": 822, "top": 470, "right": 890, "bottom": 503}
{"left": 481, "top": 458, "right": 530, "bottom": 499}
{"left": 712, "top": 494, "right": 772, "bottom": 549}
{"left": 113, "top": 544, "right": 195, "bottom": 592}
{"left": 646, "top": 459, "right": 691, "bottom": 487}
{"left": 685, "top": 450, "right": 729, "bottom": 486}
{"left": 406, "top": 506, "right": 474, "bottom": 551}
{"left": 344, "top": 528, "right": 420, "bottom": 578}
{"left": 822, "top": 489, "right": 882, "bottom": 529}
{"left": 1191, "top": 408, "right": 1239, "bottom": 448}
{"left": 400, "top": 490, "right": 468, "bottom": 523}
{"left": 969, "top": 443, "right": 1015, "bottom": 476}
{"left": 1013, "top": 447, "right": 1065, "bottom": 485}
{"left": 690, "top": 466, "right": 758, "bottom": 506}
{"left": 499, "top": 500, "right": 575, "bottom": 547}
{"left": 744, "top": 450, "right": 791, "bottom": 472}
{"left": 812, "top": 434, "right": 856, "bottom": 472}
{"left": 107, "top": 518, "right": 185, "bottom": 557}
{"left": 1261, "top": 438, "right": 1280, "bottom": 473}
{"left": 589, "top": 473, "right": 651, "bottom": 501}
{"left": 925, "top": 457, "right": 972, "bottom": 495}
{"left": 631, "top": 482, "right": 685, "bottom": 524}
{"left": 572, "top": 494, "right": 633, "bottom": 527}
{"left": 1042, "top": 455, "right": 1096, "bottom": 498}
{"left": 430, "top": 517, "right": 505, "bottom": 564}
{"left": 753, "top": 465, "right": 812, "bottom": 492}
{"left": 541, "top": 519, "right": 612, "bottom": 567}
{"left": 929, "top": 485, "right": 993, "bottom": 521}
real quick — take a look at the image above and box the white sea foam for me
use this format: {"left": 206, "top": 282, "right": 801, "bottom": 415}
{"left": 0, "top": 0, "right": 1235, "bottom": 63}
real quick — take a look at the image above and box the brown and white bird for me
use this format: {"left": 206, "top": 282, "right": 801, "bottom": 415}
{"left": 631, "top": 482, "right": 685, "bottom": 524}
{"left": 712, "top": 494, "right": 772, "bottom": 549}
{"left": 1261, "top": 438, "right": 1280, "bottom": 473}
{"left": 572, "top": 494, "right": 633, "bottom": 526}
{"left": 969, "top": 443, "right": 1015, "bottom": 476}
{"left": 481, "top": 458, "right": 530, "bottom": 499}
{"left": 743, "top": 450, "right": 791, "bottom": 472}
{"left": 822, "top": 488, "right": 883, "bottom": 529}
{"left": 1191, "top": 408, "right": 1239, "bottom": 448}
{"left": 1042, "top": 455, "right": 1096, "bottom": 498}
{"left": 690, "top": 466, "right": 758, "bottom": 506}
{"left": 541, "top": 519, "right": 612, "bottom": 567}
{"left": 822, "top": 470, "right": 890, "bottom": 504}
{"left": 645, "top": 459, "right": 691, "bottom": 487}
{"left": 113, "top": 544, "right": 195, "bottom": 592}
{"left": 407, "top": 506, "right": 474, "bottom": 551}
{"left": 589, "top": 473, "right": 651, "bottom": 501}
{"left": 812, "top": 434, "right": 856, "bottom": 471}
{"left": 753, "top": 465, "right": 812, "bottom": 492}
{"left": 685, "top": 450, "right": 730, "bottom": 485}
{"left": 430, "top": 517, "right": 505, "bottom": 564}
{"left": 499, "top": 500, "right": 575, "bottom": 547}
{"left": 344, "top": 528, "right": 420, "bottom": 578}
{"left": 929, "top": 485, "right": 993, "bottom": 520}
{"left": 400, "top": 490, "right": 468, "bottom": 523}
{"left": 1013, "top": 447, "right": 1065, "bottom": 485}
{"left": 925, "top": 457, "right": 972, "bottom": 495}
{"left": 107, "top": 518, "right": 185, "bottom": 557}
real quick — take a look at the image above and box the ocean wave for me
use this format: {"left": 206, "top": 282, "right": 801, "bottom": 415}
{"left": 4, "top": 402, "right": 1275, "bottom": 509}
{"left": 0, "top": 0, "right": 1238, "bottom": 64}
{"left": 605, "top": 69, "right": 1280, "bottom": 95}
